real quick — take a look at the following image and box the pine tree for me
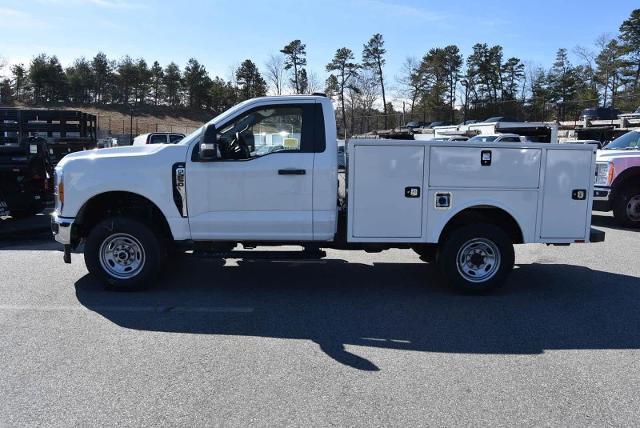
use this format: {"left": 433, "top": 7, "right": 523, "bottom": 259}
{"left": 280, "top": 40, "right": 307, "bottom": 94}
{"left": 150, "top": 61, "right": 164, "bottom": 106}
{"left": 362, "top": 34, "right": 388, "bottom": 126}
{"left": 326, "top": 48, "right": 360, "bottom": 137}
{"left": 235, "top": 59, "right": 267, "bottom": 100}
{"left": 163, "top": 62, "right": 182, "bottom": 106}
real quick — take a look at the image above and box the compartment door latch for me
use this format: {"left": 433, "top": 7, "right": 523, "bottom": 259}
{"left": 405, "top": 187, "right": 421, "bottom": 198}
{"left": 572, "top": 189, "right": 587, "bottom": 200}
{"left": 481, "top": 150, "right": 492, "bottom": 166}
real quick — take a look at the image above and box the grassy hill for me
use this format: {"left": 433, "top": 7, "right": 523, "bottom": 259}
{"left": 71, "top": 104, "right": 211, "bottom": 136}
{"left": 7, "top": 103, "right": 211, "bottom": 136}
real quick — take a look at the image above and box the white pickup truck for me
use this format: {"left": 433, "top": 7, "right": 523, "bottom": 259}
{"left": 51, "top": 95, "right": 604, "bottom": 292}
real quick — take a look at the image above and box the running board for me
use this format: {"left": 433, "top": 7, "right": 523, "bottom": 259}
{"left": 193, "top": 249, "right": 326, "bottom": 260}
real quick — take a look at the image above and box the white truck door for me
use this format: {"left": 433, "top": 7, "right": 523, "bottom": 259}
{"left": 540, "top": 148, "right": 594, "bottom": 240}
{"left": 186, "top": 104, "right": 318, "bottom": 241}
{"left": 350, "top": 144, "right": 425, "bottom": 239}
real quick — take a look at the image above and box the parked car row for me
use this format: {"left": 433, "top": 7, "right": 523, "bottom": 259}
{"left": 406, "top": 106, "right": 640, "bottom": 130}
{"left": 406, "top": 116, "right": 521, "bottom": 131}
{"left": 432, "top": 134, "right": 551, "bottom": 144}
{"left": 405, "top": 121, "right": 453, "bottom": 130}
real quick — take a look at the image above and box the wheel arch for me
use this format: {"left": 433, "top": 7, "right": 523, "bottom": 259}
{"left": 611, "top": 166, "right": 640, "bottom": 198}
{"left": 436, "top": 204, "right": 525, "bottom": 245}
{"left": 75, "top": 191, "right": 174, "bottom": 241}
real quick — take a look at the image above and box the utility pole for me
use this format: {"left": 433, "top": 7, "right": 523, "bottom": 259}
{"left": 129, "top": 105, "right": 134, "bottom": 144}
{"left": 402, "top": 101, "right": 406, "bottom": 125}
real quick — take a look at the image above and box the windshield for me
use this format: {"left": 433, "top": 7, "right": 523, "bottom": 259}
{"left": 469, "top": 135, "right": 498, "bottom": 142}
{"left": 603, "top": 131, "right": 640, "bottom": 150}
{"left": 177, "top": 98, "right": 258, "bottom": 146}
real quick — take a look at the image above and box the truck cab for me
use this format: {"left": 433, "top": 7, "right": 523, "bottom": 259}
{"left": 51, "top": 95, "right": 603, "bottom": 293}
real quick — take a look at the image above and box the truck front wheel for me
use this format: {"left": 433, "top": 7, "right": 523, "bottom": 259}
{"left": 438, "top": 224, "right": 514, "bottom": 293}
{"left": 612, "top": 186, "right": 640, "bottom": 228}
{"left": 84, "top": 216, "right": 162, "bottom": 290}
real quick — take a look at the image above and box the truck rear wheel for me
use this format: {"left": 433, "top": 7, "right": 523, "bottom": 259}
{"left": 612, "top": 186, "right": 640, "bottom": 228}
{"left": 84, "top": 216, "right": 162, "bottom": 290}
{"left": 437, "top": 224, "right": 514, "bottom": 293}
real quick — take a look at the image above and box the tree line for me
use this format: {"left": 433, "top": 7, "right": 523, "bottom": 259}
{"left": 0, "top": 8, "right": 638, "bottom": 136}
{"left": 0, "top": 53, "right": 268, "bottom": 113}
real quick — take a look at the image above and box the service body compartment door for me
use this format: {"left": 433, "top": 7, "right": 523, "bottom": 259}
{"left": 350, "top": 145, "right": 425, "bottom": 239}
{"left": 540, "top": 149, "right": 593, "bottom": 239}
{"left": 429, "top": 147, "right": 541, "bottom": 189}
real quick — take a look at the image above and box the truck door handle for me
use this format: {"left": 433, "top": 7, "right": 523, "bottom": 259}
{"left": 278, "top": 169, "right": 306, "bottom": 175}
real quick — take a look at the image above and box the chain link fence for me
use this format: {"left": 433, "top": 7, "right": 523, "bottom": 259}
{"left": 95, "top": 114, "right": 201, "bottom": 142}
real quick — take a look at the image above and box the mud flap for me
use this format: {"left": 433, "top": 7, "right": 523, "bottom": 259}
{"left": 590, "top": 227, "right": 605, "bottom": 243}
{"left": 63, "top": 244, "right": 71, "bottom": 264}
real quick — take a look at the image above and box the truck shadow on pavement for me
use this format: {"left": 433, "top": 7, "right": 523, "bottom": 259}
{"left": 0, "top": 213, "right": 52, "bottom": 242}
{"left": 591, "top": 214, "right": 640, "bottom": 232}
{"left": 74, "top": 257, "right": 640, "bottom": 371}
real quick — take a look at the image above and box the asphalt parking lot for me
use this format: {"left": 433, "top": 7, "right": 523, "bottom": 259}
{"left": 0, "top": 213, "right": 639, "bottom": 426}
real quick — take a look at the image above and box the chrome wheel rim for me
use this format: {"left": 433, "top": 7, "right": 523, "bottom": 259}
{"left": 626, "top": 195, "right": 640, "bottom": 222}
{"left": 99, "top": 233, "right": 146, "bottom": 280}
{"left": 456, "top": 238, "right": 501, "bottom": 283}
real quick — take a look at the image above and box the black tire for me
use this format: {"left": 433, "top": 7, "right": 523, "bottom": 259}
{"left": 612, "top": 186, "right": 640, "bottom": 228}
{"left": 437, "top": 223, "right": 515, "bottom": 293}
{"left": 84, "top": 216, "right": 163, "bottom": 290}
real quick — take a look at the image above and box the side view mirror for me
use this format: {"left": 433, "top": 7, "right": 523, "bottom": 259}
{"left": 199, "top": 124, "right": 218, "bottom": 160}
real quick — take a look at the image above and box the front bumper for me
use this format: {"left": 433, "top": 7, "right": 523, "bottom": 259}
{"left": 593, "top": 186, "right": 611, "bottom": 211}
{"left": 51, "top": 212, "right": 75, "bottom": 245}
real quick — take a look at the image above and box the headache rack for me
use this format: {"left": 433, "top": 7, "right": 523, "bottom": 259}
{"left": 0, "top": 108, "right": 97, "bottom": 165}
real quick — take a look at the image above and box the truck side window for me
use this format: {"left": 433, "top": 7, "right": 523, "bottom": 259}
{"left": 149, "top": 134, "right": 167, "bottom": 144}
{"left": 169, "top": 134, "right": 184, "bottom": 144}
{"left": 502, "top": 137, "right": 520, "bottom": 143}
{"left": 217, "top": 107, "right": 304, "bottom": 160}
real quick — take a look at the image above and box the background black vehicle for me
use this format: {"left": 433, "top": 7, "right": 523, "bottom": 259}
{"left": 579, "top": 107, "right": 621, "bottom": 121}
{"left": 0, "top": 108, "right": 96, "bottom": 218}
{"left": 404, "top": 121, "right": 430, "bottom": 129}
{"left": 427, "top": 121, "right": 452, "bottom": 128}
{"left": 0, "top": 137, "right": 52, "bottom": 218}
{"left": 483, "top": 116, "right": 521, "bottom": 123}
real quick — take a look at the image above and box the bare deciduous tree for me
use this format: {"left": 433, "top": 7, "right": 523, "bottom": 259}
{"left": 0, "top": 55, "right": 7, "bottom": 76}
{"left": 265, "top": 54, "right": 286, "bottom": 95}
{"left": 395, "top": 56, "right": 423, "bottom": 112}
{"left": 305, "top": 70, "right": 322, "bottom": 93}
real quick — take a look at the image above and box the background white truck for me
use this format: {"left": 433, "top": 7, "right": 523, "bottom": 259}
{"left": 51, "top": 95, "right": 604, "bottom": 292}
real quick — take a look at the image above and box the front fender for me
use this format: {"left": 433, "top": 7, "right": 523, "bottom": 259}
{"left": 58, "top": 145, "right": 191, "bottom": 240}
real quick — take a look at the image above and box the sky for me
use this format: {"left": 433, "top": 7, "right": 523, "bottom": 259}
{"left": 0, "top": 0, "right": 637, "bottom": 95}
